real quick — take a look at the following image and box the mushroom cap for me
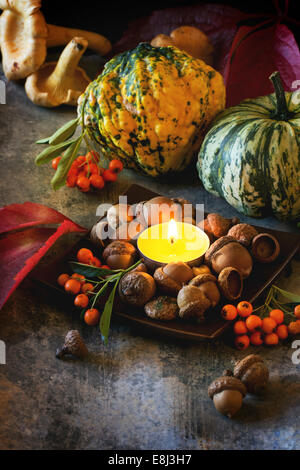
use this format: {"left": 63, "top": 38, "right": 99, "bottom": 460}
{"left": 145, "top": 296, "right": 178, "bottom": 321}
{"left": 177, "top": 285, "right": 211, "bottom": 319}
{"left": 227, "top": 223, "right": 258, "bottom": 246}
{"left": 234, "top": 354, "right": 269, "bottom": 394}
{"left": 0, "top": 1, "right": 48, "bottom": 80}
{"left": 25, "top": 37, "right": 91, "bottom": 107}
{"left": 208, "top": 375, "right": 247, "bottom": 399}
{"left": 119, "top": 271, "right": 156, "bottom": 307}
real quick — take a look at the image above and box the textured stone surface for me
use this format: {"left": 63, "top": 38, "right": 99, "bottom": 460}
{"left": 0, "top": 66, "right": 300, "bottom": 450}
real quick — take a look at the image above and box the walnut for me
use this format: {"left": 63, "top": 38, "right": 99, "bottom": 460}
{"left": 227, "top": 223, "right": 258, "bottom": 246}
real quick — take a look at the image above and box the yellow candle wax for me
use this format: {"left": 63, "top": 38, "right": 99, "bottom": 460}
{"left": 137, "top": 221, "right": 210, "bottom": 264}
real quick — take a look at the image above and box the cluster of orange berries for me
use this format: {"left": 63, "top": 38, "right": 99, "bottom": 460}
{"left": 57, "top": 247, "right": 110, "bottom": 326}
{"left": 221, "top": 301, "right": 300, "bottom": 350}
{"left": 52, "top": 150, "right": 123, "bottom": 192}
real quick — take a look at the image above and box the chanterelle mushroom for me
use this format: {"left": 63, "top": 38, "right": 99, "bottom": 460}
{"left": 0, "top": 0, "right": 48, "bottom": 80}
{"left": 0, "top": 0, "right": 111, "bottom": 80}
{"left": 25, "top": 36, "right": 91, "bottom": 107}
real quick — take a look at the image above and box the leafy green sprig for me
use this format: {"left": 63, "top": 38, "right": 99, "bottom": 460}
{"left": 253, "top": 284, "right": 300, "bottom": 323}
{"left": 69, "top": 259, "right": 142, "bottom": 345}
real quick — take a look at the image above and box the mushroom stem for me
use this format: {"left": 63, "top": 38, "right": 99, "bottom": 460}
{"left": 45, "top": 37, "right": 88, "bottom": 90}
{"left": 47, "top": 24, "right": 111, "bottom": 55}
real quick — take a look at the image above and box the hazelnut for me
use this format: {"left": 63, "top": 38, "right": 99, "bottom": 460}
{"left": 227, "top": 223, "right": 258, "bottom": 246}
{"left": 103, "top": 240, "right": 136, "bottom": 270}
{"left": 208, "top": 374, "right": 247, "bottom": 418}
{"left": 154, "top": 261, "right": 194, "bottom": 296}
{"left": 119, "top": 271, "right": 156, "bottom": 307}
{"left": 218, "top": 267, "right": 243, "bottom": 301}
{"left": 107, "top": 204, "right": 134, "bottom": 229}
{"left": 234, "top": 354, "right": 269, "bottom": 395}
{"left": 145, "top": 296, "right": 178, "bottom": 321}
{"left": 177, "top": 285, "right": 211, "bottom": 320}
{"left": 198, "top": 213, "right": 239, "bottom": 241}
{"left": 56, "top": 330, "right": 88, "bottom": 360}
{"left": 251, "top": 233, "right": 280, "bottom": 263}
{"left": 189, "top": 273, "right": 220, "bottom": 307}
{"left": 205, "top": 236, "right": 253, "bottom": 279}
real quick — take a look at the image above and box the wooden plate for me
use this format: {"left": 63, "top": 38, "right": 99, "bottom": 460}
{"left": 33, "top": 184, "right": 300, "bottom": 341}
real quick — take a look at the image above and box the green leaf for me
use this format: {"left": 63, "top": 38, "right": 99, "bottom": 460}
{"left": 49, "top": 118, "right": 79, "bottom": 145}
{"left": 273, "top": 286, "right": 300, "bottom": 303}
{"left": 69, "top": 261, "right": 118, "bottom": 277}
{"left": 35, "top": 138, "right": 78, "bottom": 166}
{"left": 51, "top": 137, "right": 82, "bottom": 190}
{"left": 36, "top": 137, "right": 51, "bottom": 144}
{"left": 100, "top": 279, "right": 120, "bottom": 345}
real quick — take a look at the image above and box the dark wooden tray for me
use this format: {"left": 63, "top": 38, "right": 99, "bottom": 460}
{"left": 33, "top": 184, "right": 300, "bottom": 341}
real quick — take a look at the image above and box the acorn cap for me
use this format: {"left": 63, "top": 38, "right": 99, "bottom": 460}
{"left": 205, "top": 236, "right": 238, "bottom": 266}
{"left": 208, "top": 376, "right": 247, "bottom": 399}
{"left": 189, "top": 273, "right": 217, "bottom": 286}
{"left": 218, "top": 267, "right": 243, "bottom": 300}
{"left": 233, "top": 354, "right": 264, "bottom": 378}
{"left": 251, "top": 233, "right": 280, "bottom": 263}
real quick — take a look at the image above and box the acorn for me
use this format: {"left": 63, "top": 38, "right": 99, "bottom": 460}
{"left": 189, "top": 273, "right": 220, "bottom": 307}
{"left": 208, "top": 372, "right": 247, "bottom": 418}
{"left": 233, "top": 354, "right": 269, "bottom": 395}
{"left": 177, "top": 285, "right": 211, "bottom": 320}
{"left": 56, "top": 330, "right": 88, "bottom": 360}
{"left": 251, "top": 233, "right": 280, "bottom": 263}
{"left": 118, "top": 271, "right": 156, "bottom": 307}
{"left": 205, "top": 236, "right": 253, "bottom": 279}
{"left": 154, "top": 261, "right": 194, "bottom": 296}
{"left": 103, "top": 240, "right": 136, "bottom": 270}
{"left": 218, "top": 267, "right": 243, "bottom": 301}
{"left": 227, "top": 223, "right": 258, "bottom": 247}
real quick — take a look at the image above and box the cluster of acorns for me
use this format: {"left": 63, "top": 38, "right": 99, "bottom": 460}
{"left": 208, "top": 354, "right": 269, "bottom": 418}
{"left": 221, "top": 301, "right": 300, "bottom": 349}
{"left": 52, "top": 151, "right": 123, "bottom": 192}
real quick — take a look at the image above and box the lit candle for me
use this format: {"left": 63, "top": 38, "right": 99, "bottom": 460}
{"left": 137, "top": 220, "right": 210, "bottom": 270}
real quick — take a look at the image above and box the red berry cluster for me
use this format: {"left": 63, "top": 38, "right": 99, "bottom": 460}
{"left": 57, "top": 247, "right": 111, "bottom": 326}
{"left": 221, "top": 301, "right": 300, "bottom": 350}
{"left": 52, "top": 151, "right": 123, "bottom": 192}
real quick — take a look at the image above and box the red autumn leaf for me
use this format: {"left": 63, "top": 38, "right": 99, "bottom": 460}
{"left": 225, "top": 23, "right": 300, "bottom": 106}
{"left": 113, "top": 3, "right": 249, "bottom": 74}
{"left": 0, "top": 203, "right": 87, "bottom": 310}
{"left": 0, "top": 201, "right": 80, "bottom": 234}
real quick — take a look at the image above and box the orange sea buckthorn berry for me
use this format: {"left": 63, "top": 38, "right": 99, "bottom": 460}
{"left": 90, "top": 256, "right": 101, "bottom": 267}
{"left": 74, "top": 293, "right": 89, "bottom": 308}
{"left": 66, "top": 170, "right": 78, "bottom": 188}
{"left": 81, "top": 283, "right": 94, "bottom": 295}
{"left": 233, "top": 320, "right": 248, "bottom": 336}
{"left": 109, "top": 159, "right": 123, "bottom": 174}
{"left": 262, "top": 317, "right": 277, "bottom": 334}
{"left": 90, "top": 174, "right": 105, "bottom": 189}
{"left": 221, "top": 304, "right": 238, "bottom": 321}
{"left": 64, "top": 279, "right": 81, "bottom": 295}
{"left": 76, "top": 155, "right": 86, "bottom": 166}
{"left": 269, "top": 309, "right": 284, "bottom": 325}
{"left": 85, "top": 162, "right": 100, "bottom": 176}
{"left": 52, "top": 156, "right": 61, "bottom": 170}
{"left": 71, "top": 273, "right": 85, "bottom": 284}
{"left": 237, "top": 301, "right": 253, "bottom": 318}
{"left": 77, "top": 248, "right": 93, "bottom": 264}
{"left": 235, "top": 335, "right": 250, "bottom": 350}
{"left": 77, "top": 175, "right": 90, "bottom": 192}
{"left": 264, "top": 333, "right": 279, "bottom": 346}
{"left": 276, "top": 324, "right": 289, "bottom": 340}
{"left": 84, "top": 308, "right": 100, "bottom": 326}
{"left": 294, "top": 305, "right": 300, "bottom": 319}
{"left": 57, "top": 273, "right": 70, "bottom": 287}
{"left": 86, "top": 151, "right": 100, "bottom": 163}
{"left": 101, "top": 265, "right": 111, "bottom": 270}
{"left": 246, "top": 315, "right": 262, "bottom": 331}
{"left": 288, "top": 321, "right": 300, "bottom": 336}
{"left": 103, "top": 169, "right": 118, "bottom": 182}
{"left": 250, "top": 331, "right": 264, "bottom": 346}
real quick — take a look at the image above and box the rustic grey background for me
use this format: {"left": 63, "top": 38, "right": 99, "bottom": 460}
{"left": 0, "top": 62, "right": 300, "bottom": 450}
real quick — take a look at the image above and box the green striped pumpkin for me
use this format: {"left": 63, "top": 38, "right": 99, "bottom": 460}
{"left": 197, "top": 72, "right": 300, "bottom": 221}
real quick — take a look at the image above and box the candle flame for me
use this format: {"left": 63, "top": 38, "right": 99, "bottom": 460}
{"left": 167, "top": 219, "right": 178, "bottom": 244}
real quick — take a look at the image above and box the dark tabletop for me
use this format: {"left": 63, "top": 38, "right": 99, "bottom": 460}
{"left": 0, "top": 56, "right": 300, "bottom": 450}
